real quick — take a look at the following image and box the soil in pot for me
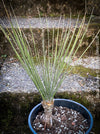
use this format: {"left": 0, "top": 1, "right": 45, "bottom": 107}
{"left": 32, "top": 106, "right": 89, "bottom": 134}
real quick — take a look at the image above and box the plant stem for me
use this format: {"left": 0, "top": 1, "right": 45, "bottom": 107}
{"left": 42, "top": 100, "right": 54, "bottom": 128}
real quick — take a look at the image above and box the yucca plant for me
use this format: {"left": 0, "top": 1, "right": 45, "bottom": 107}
{"left": 0, "top": 7, "right": 100, "bottom": 128}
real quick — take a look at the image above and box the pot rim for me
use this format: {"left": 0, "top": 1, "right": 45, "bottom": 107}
{"left": 28, "top": 99, "right": 93, "bottom": 134}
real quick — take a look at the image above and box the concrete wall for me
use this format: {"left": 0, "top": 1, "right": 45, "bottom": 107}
{"left": 0, "top": 0, "right": 85, "bottom": 17}
{"left": 86, "top": 0, "right": 100, "bottom": 16}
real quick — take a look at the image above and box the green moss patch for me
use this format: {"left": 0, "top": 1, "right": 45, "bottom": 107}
{"left": 68, "top": 65, "right": 100, "bottom": 77}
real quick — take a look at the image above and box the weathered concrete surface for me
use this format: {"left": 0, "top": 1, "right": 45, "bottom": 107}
{"left": 0, "top": 17, "right": 100, "bottom": 28}
{"left": 65, "top": 56, "right": 100, "bottom": 70}
{"left": 0, "top": 17, "right": 80, "bottom": 28}
{"left": 0, "top": 57, "right": 99, "bottom": 93}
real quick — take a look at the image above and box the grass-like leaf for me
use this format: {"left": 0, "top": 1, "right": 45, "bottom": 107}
{"left": 0, "top": 9, "right": 100, "bottom": 101}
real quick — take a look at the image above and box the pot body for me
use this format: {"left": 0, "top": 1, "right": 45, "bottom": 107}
{"left": 28, "top": 99, "right": 93, "bottom": 134}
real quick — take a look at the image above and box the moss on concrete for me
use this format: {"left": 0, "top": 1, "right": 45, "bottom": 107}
{"left": 55, "top": 92, "right": 90, "bottom": 108}
{"left": 69, "top": 65, "right": 100, "bottom": 77}
{"left": 0, "top": 92, "right": 41, "bottom": 134}
{"left": 0, "top": 0, "right": 85, "bottom": 17}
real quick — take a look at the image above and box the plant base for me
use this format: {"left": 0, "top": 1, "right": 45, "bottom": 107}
{"left": 28, "top": 99, "right": 93, "bottom": 134}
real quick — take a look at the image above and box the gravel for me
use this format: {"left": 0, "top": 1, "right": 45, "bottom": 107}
{"left": 32, "top": 106, "right": 89, "bottom": 134}
{"left": 0, "top": 58, "right": 99, "bottom": 93}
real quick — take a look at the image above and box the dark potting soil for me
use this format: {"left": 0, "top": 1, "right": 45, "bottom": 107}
{"left": 32, "top": 106, "right": 89, "bottom": 134}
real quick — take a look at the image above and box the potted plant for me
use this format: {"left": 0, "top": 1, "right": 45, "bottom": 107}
{"left": 0, "top": 10, "right": 99, "bottom": 133}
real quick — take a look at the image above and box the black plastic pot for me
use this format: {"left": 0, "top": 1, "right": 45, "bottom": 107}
{"left": 28, "top": 99, "right": 93, "bottom": 134}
